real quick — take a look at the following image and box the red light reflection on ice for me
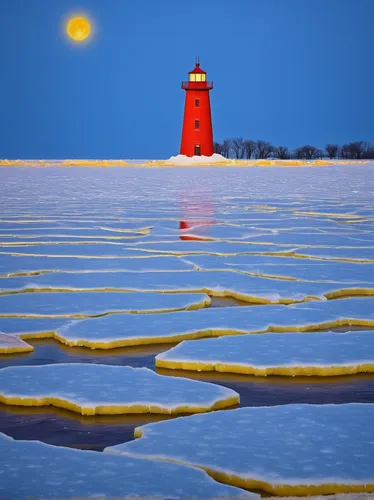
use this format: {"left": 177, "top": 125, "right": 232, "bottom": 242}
{"left": 179, "top": 189, "right": 216, "bottom": 241}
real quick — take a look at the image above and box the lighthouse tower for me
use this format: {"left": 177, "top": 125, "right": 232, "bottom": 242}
{"left": 180, "top": 60, "right": 214, "bottom": 157}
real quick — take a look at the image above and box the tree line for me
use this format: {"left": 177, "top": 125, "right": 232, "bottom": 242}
{"left": 213, "top": 139, "right": 374, "bottom": 160}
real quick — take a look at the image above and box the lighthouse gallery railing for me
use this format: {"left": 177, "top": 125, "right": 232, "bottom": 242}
{"left": 181, "top": 81, "right": 214, "bottom": 90}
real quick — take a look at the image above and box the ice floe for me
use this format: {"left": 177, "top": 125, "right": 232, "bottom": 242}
{"left": 0, "top": 243, "right": 154, "bottom": 258}
{"left": 184, "top": 255, "right": 374, "bottom": 284}
{"left": 0, "top": 227, "right": 147, "bottom": 239}
{"left": 0, "top": 364, "right": 239, "bottom": 415}
{"left": 0, "top": 291, "right": 210, "bottom": 317}
{"left": 0, "top": 433, "right": 255, "bottom": 499}
{"left": 106, "top": 403, "right": 374, "bottom": 496}
{"left": 0, "top": 236, "right": 145, "bottom": 245}
{"left": 156, "top": 332, "right": 374, "bottom": 376}
{"left": 1, "top": 270, "right": 374, "bottom": 303}
{"left": 292, "top": 247, "right": 374, "bottom": 262}
{"left": 0, "top": 254, "right": 193, "bottom": 276}
{"left": 124, "top": 240, "right": 290, "bottom": 256}
{"left": 31, "top": 297, "right": 374, "bottom": 349}
{"left": 0, "top": 317, "right": 70, "bottom": 336}
{"left": 241, "top": 232, "right": 374, "bottom": 248}
{"left": 0, "top": 333, "right": 34, "bottom": 354}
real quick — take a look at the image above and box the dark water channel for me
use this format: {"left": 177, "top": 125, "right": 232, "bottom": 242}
{"left": 1, "top": 328, "right": 374, "bottom": 451}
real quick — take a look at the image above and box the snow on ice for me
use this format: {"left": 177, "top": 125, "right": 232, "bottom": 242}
{"left": 156, "top": 332, "right": 374, "bottom": 376}
{"left": 0, "top": 364, "right": 239, "bottom": 415}
{"left": 2, "top": 271, "right": 373, "bottom": 303}
{"left": 0, "top": 433, "right": 256, "bottom": 499}
{"left": 106, "top": 403, "right": 374, "bottom": 496}
{"left": 0, "top": 291, "right": 210, "bottom": 317}
{"left": 184, "top": 254, "right": 374, "bottom": 284}
{"left": 45, "top": 297, "right": 374, "bottom": 349}
{"left": 0, "top": 332, "right": 33, "bottom": 354}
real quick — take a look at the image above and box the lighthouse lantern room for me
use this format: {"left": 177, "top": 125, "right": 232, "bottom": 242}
{"left": 180, "top": 60, "right": 214, "bottom": 157}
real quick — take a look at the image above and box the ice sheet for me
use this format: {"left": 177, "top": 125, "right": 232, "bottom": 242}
{"left": 0, "top": 363, "right": 239, "bottom": 415}
{"left": 0, "top": 433, "right": 255, "bottom": 499}
{"left": 0, "top": 254, "right": 194, "bottom": 276}
{"left": 0, "top": 221, "right": 150, "bottom": 231}
{"left": 241, "top": 233, "right": 374, "bottom": 248}
{"left": 0, "top": 235, "right": 145, "bottom": 245}
{"left": 1, "top": 270, "right": 373, "bottom": 303}
{"left": 124, "top": 241, "right": 291, "bottom": 256}
{"left": 0, "top": 243, "right": 157, "bottom": 258}
{"left": 106, "top": 403, "right": 374, "bottom": 495}
{"left": 0, "top": 227, "right": 147, "bottom": 238}
{"left": 0, "top": 291, "right": 210, "bottom": 317}
{"left": 0, "top": 317, "right": 70, "bottom": 335}
{"left": 49, "top": 297, "right": 374, "bottom": 349}
{"left": 156, "top": 332, "right": 374, "bottom": 376}
{"left": 184, "top": 255, "right": 374, "bottom": 283}
{"left": 293, "top": 247, "right": 374, "bottom": 262}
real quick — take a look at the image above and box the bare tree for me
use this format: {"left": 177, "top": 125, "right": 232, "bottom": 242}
{"left": 294, "top": 147, "right": 304, "bottom": 159}
{"left": 297, "top": 145, "right": 319, "bottom": 160}
{"left": 243, "top": 140, "right": 256, "bottom": 159}
{"left": 231, "top": 137, "right": 245, "bottom": 159}
{"left": 274, "top": 146, "right": 290, "bottom": 159}
{"left": 363, "top": 142, "right": 374, "bottom": 159}
{"left": 215, "top": 139, "right": 374, "bottom": 162}
{"left": 221, "top": 139, "right": 232, "bottom": 158}
{"left": 213, "top": 142, "right": 222, "bottom": 154}
{"left": 340, "top": 144, "right": 350, "bottom": 159}
{"left": 348, "top": 141, "right": 365, "bottom": 159}
{"left": 325, "top": 144, "right": 339, "bottom": 159}
{"left": 255, "top": 140, "right": 273, "bottom": 159}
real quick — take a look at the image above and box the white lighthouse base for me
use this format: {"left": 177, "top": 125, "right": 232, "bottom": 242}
{"left": 165, "top": 154, "right": 229, "bottom": 165}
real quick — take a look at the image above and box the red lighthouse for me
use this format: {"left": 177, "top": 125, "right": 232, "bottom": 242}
{"left": 180, "top": 60, "right": 214, "bottom": 157}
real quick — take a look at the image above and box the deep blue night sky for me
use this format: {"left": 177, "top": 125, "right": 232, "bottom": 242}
{"left": 0, "top": 0, "right": 373, "bottom": 159}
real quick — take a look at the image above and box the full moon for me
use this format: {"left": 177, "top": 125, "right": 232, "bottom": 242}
{"left": 66, "top": 17, "right": 91, "bottom": 41}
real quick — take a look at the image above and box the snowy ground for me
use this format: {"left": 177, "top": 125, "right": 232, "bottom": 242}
{"left": 0, "top": 165, "right": 373, "bottom": 497}
{"left": 1, "top": 158, "right": 373, "bottom": 167}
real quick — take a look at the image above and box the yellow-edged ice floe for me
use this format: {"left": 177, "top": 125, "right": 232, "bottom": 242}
{"left": 0, "top": 364, "right": 239, "bottom": 415}
{"left": 1, "top": 297, "right": 371, "bottom": 352}
{"left": 105, "top": 403, "right": 374, "bottom": 496}
{"left": 156, "top": 332, "right": 374, "bottom": 377}
{"left": 0, "top": 291, "right": 210, "bottom": 318}
{"left": 0, "top": 433, "right": 258, "bottom": 498}
{"left": 0, "top": 332, "right": 34, "bottom": 354}
{"left": 1, "top": 271, "right": 374, "bottom": 304}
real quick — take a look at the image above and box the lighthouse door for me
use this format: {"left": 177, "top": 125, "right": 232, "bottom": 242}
{"left": 194, "top": 144, "right": 201, "bottom": 156}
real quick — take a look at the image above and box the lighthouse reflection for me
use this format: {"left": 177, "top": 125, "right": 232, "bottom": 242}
{"left": 179, "top": 187, "right": 216, "bottom": 241}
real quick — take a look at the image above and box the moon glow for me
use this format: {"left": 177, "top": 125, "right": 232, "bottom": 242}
{"left": 67, "top": 17, "right": 91, "bottom": 41}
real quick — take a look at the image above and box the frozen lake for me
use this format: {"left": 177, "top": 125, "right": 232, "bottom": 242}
{"left": 0, "top": 165, "right": 374, "bottom": 494}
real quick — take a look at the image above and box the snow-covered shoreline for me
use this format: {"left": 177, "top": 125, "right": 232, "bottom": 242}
{"left": 0, "top": 157, "right": 372, "bottom": 167}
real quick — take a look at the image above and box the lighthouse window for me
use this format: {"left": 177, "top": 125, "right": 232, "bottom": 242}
{"left": 189, "top": 74, "right": 196, "bottom": 82}
{"left": 195, "top": 99, "right": 200, "bottom": 107}
{"left": 201, "top": 74, "right": 206, "bottom": 82}
{"left": 195, "top": 120, "right": 200, "bottom": 130}
{"left": 195, "top": 74, "right": 202, "bottom": 82}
